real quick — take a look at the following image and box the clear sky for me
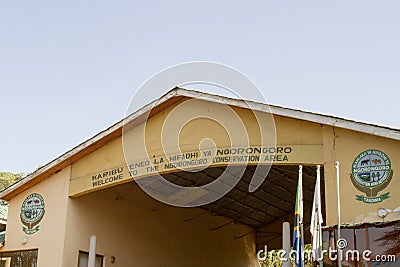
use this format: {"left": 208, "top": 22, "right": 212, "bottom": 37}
{"left": 1, "top": 1, "right": 399, "bottom": 174}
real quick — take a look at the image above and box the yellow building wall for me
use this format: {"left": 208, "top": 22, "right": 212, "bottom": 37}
{"left": 69, "top": 97, "right": 400, "bottom": 227}
{"left": 70, "top": 99, "right": 325, "bottom": 197}
{"left": 0, "top": 167, "right": 71, "bottom": 266}
{"left": 274, "top": 114, "right": 323, "bottom": 145}
{"left": 323, "top": 126, "right": 400, "bottom": 226}
{"left": 61, "top": 183, "right": 258, "bottom": 267}
{"left": 3, "top": 97, "right": 399, "bottom": 266}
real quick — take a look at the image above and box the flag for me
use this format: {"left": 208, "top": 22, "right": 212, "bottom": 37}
{"left": 311, "top": 165, "right": 323, "bottom": 266}
{"left": 293, "top": 165, "right": 304, "bottom": 267}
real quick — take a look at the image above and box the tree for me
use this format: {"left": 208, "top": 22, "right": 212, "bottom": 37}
{"left": 376, "top": 225, "right": 400, "bottom": 257}
{"left": 0, "top": 172, "right": 25, "bottom": 206}
{"left": 258, "top": 244, "right": 313, "bottom": 267}
{"left": 0, "top": 172, "right": 24, "bottom": 191}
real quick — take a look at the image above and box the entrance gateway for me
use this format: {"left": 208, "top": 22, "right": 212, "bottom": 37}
{"left": 0, "top": 88, "right": 399, "bottom": 266}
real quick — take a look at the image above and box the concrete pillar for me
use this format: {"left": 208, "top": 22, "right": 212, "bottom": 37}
{"left": 88, "top": 235, "right": 97, "bottom": 267}
{"left": 282, "top": 222, "right": 291, "bottom": 267}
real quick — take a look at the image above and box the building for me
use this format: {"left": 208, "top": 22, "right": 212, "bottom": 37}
{"left": 0, "top": 88, "right": 399, "bottom": 266}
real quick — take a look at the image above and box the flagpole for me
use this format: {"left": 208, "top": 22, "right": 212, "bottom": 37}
{"left": 335, "top": 161, "right": 342, "bottom": 267}
{"left": 293, "top": 165, "right": 305, "bottom": 267}
{"left": 300, "top": 165, "right": 304, "bottom": 267}
{"left": 311, "top": 165, "right": 323, "bottom": 267}
{"left": 317, "top": 165, "right": 323, "bottom": 267}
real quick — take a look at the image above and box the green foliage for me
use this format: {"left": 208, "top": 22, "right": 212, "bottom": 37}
{"left": 0, "top": 172, "right": 24, "bottom": 207}
{"left": 0, "top": 172, "right": 24, "bottom": 191}
{"left": 258, "top": 244, "right": 314, "bottom": 267}
{"left": 258, "top": 249, "right": 283, "bottom": 267}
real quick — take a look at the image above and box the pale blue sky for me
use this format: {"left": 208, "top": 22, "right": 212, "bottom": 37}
{"left": 1, "top": 1, "right": 399, "bottom": 173}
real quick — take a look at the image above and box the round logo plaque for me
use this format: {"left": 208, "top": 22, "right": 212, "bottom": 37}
{"left": 351, "top": 149, "right": 392, "bottom": 203}
{"left": 20, "top": 193, "right": 45, "bottom": 234}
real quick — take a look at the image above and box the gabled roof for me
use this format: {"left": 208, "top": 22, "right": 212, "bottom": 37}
{"left": 1, "top": 87, "right": 399, "bottom": 200}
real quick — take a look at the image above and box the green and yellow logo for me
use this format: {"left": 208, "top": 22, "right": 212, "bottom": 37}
{"left": 20, "top": 193, "right": 45, "bottom": 234}
{"left": 350, "top": 149, "right": 393, "bottom": 204}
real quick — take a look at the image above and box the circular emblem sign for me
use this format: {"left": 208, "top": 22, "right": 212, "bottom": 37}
{"left": 351, "top": 149, "right": 393, "bottom": 203}
{"left": 20, "top": 193, "right": 45, "bottom": 234}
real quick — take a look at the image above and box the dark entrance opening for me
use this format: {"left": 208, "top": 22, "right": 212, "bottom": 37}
{"left": 160, "top": 165, "right": 326, "bottom": 251}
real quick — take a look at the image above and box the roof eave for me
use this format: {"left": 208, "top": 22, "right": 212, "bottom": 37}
{"left": 0, "top": 89, "right": 180, "bottom": 200}
{"left": 175, "top": 88, "right": 400, "bottom": 140}
{"left": 1, "top": 87, "right": 399, "bottom": 199}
